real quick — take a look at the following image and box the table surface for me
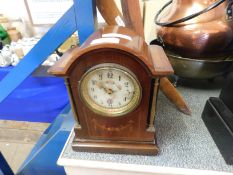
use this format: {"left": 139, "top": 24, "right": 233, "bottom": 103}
{"left": 58, "top": 79, "right": 233, "bottom": 174}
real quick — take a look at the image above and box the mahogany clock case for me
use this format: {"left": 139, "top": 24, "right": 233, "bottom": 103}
{"left": 49, "top": 26, "right": 173, "bottom": 155}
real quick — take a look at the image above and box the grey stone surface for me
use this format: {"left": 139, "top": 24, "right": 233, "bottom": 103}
{"left": 61, "top": 85, "right": 233, "bottom": 173}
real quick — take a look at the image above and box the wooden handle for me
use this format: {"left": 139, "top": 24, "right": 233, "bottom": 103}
{"left": 120, "top": 0, "right": 144, "bottom": 38}
{"left": 160, "top": 78, "right": 191, "bottom": 115}
{"left": 96, "top": 0, "right": 124, "bottom": 26}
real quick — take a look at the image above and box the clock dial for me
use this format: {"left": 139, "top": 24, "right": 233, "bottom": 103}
{"left": 79, "top": 63, "right": 141, "bottom": 117}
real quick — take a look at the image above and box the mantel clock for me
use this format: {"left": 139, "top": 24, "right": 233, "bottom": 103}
{"left": 49, "top": 26, "right": 173, "bottom": 155}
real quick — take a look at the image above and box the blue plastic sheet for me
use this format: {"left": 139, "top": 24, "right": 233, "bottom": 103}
{"left": 0, "top": 67, "right": 69, "bottom": 122}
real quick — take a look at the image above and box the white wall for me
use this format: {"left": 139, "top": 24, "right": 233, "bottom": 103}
{"left": 144, "top": 0, "right": 169, "bottom": 43}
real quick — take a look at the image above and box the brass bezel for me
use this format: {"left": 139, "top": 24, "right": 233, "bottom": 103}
{"left": 79, "top": 63, "right": 142, "bottom": 117}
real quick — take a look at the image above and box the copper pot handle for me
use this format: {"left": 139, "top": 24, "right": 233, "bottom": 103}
{"left": 155, "top": 0, "right": 229, "bottom": 27}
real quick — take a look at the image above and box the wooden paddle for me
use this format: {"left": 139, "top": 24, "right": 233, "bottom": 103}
{"left": 96, "top": 0, "right": 124, "bottom": 26}
{"left": 96, "top": 0, "right": 191, "bottom": 115}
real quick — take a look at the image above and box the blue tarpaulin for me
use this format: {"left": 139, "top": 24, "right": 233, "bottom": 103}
{"left": 0, "top": 66, "right": 69, "bottom": 122}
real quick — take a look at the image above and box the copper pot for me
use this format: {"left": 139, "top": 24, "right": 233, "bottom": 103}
{"left": 156, "top": 0, "right": 233, "bottom": 59}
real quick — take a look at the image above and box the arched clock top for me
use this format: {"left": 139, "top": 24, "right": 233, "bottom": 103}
{"left": 48, "top": 26, "right": 173, "bottom": 77}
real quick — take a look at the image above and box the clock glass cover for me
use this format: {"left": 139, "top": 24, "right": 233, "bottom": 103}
{"left": 79, "top": 63, "right": 141, "bottom": 117}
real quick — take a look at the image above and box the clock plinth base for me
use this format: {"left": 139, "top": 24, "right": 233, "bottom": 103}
{"left": 72, "top": 138, "right": 158, "bottom": 155}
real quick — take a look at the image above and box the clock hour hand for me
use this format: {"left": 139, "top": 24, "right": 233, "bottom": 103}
{"left": 104, "top": 87, "right": 114, "bottom": 95}
{"left": 96, "top": 82, "right": 114, "bottom": 95}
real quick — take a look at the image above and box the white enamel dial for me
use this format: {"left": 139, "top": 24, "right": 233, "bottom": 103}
{"left": 79, "top": 63, "right": 141, "bottom": 117}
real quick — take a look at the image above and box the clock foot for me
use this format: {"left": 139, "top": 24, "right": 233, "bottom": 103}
{"left": 72, "top": 138, "right": 159, "bottom": 155}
